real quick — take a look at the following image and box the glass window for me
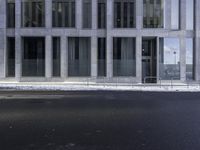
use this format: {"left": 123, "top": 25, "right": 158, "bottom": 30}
{"left": 186, "top": 38, "right": 194, "bottom": 80}
{"left": 98, "top": 0, "right": 106, "bottom": 29}
{"left": 7, "top": 0, "right": 15, "bottom": 28}
{"left": 114, "top": 0, "right": 136, "bottom": 28}
{"left": 82, "top": 0, "right": 91, "bottom": 28}
{"left": 186, "top": 0, "right": 194, "bottom": 30}
{"left": 21, "top": 0, "right": 45, "bottom": 27}
{"left": 143, "top": 0, "right": 164, "bottom": 28}
{"left": 98, "top": 38, "right": 106, "bottom": 76}
{"left": 52, "top": 37, "right": 61, "bottom": 77}
{"left": 171, "top": 0, "right": 179, "bottom": 30}
{"left": 52, "top": 0, "right": 75, "bottom": 27}
{"left": 6, "top": 37, "right": 15, "bottom": 77}
{"left": 159, "top": 38, "right": 180, "bottom": 80}
{"left": 68, "top": 37, "right": 91, "bottom": 77}
{"left": 22, "top": 37, "right": 45, "bottom": 77}
{"left": 113, "top": 37, "right": 136, "bottom": 76}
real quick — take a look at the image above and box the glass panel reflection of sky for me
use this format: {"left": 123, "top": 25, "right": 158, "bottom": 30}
{"left": 186, "top": 38, "right": 194, "bottom": 80}
{"left": 186, "top": 38, "right": 193, "bottom": 65}
{"left": 159, "top": 38, "right": 180, "bottom": 80}
{"left": 164, "top": 38, "right": 180, "bottom": 65}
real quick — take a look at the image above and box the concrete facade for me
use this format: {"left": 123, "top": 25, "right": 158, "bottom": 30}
{"left": 0, "top": 0, "right": 199, "bottom": 83}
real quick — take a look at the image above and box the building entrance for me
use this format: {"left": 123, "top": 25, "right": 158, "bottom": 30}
{"left": 142, "top": 38, "right": 157, "bottom": 83}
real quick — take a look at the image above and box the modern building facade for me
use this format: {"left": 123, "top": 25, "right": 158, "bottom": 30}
{"left": 0, "top": 0, "right": 199, "bottom": 83}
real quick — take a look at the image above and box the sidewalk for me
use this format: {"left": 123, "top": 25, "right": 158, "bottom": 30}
{"left": 0, "top": 82, "right": 199, "bottom": 92}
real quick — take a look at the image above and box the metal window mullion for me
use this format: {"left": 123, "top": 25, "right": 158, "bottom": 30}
{"left": 153, "top": 0, "right": 156, "bottom": 27}
{"left": 30, "top": 2, "right": 33, "bottom": 27}
{"left": 36, "top": 2, "right": 39, "bottom": 26}
{"left": 55, "top": 3, "right": 58, "bottom": 27}
{"left": 62, "top": 3, "right": 66, "bottom": 27}
{"left": 146, "top": 0, "right": 150, "bottom": 27}
{"left": 121, "top": 2, "right": 123, "bottom": 28}
{"left": 69, "top": 2, "right": 72, "bottom": 27}
{"left": 114, "top": 2, "right": 117, "bottom": 27}
{"left": 127, "top": 2, "right": 130, "bottom": 28}
{"left": 161, "top": 0, "right": 164, "bottom": 27}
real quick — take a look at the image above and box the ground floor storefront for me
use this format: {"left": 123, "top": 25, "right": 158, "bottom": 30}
{"left": 4, "top": 36, "right": 194, "bottom": 84}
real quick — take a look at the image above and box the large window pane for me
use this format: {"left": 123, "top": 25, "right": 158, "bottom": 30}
{"left": 7, "top": 0, "right": 15, "bottom": 28}
{"left": 143, "top": 0, "right": 163, "bottom": 28}
{"left": 82, "top": 0, "right": 91, "bottom": 28}
{"left": 186, "top": 0, "right": 194, "bottom": 30}
{"left": 22, "top": 0, "right": 45, "bottom": 27}
{"left": 52, "top": 37, "right": 61, "bottom": 77}
{"left": 114, "top": 0, "right": 136, "bottom": 28}
{"left": 171, "top": 0, "right": 179, "bottom": 30}
{"left": 113, "top": 37, "right": 136, "bottom": 76}
{"left": 68, "top": 37, "right": 91, "bottom": 77}
{"left": 186, "top": 38, "right": 194, "bottom": 80}
{"left": 98, "top": 38, "right": 106, "bottom": 76}
{"left": 159, "top": 38, "right": 180, "bottom": 80}
{"left": 52, "top": 0, "right": 75, "bottom": 27}
{"left": 98, "top": 0, "right": 106, "bottom": 29}
{"left": 22, "top": 37, "right": 45, "bottom": 77}
{"left": 6, "top": 37, "right": 15, "bottom": 77}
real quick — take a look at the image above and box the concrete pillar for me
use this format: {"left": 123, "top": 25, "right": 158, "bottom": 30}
{"left": 0, "top": 0, "right": 6, "bottom": 29}
{"left": 195, "top": 0, "right": 200, "bottom": 81}
{"left": 180, "top": 0, "right": 187, "bottom": 30}
{"left": 91, "top": 37, "right": 97, "bottom": 77}
{"left": 180, "top": 37, "right": 186, "bottom": 82}
{"left": 15, "top": 0, "right": 22, "bottom": 80}
{"left": 76, "top": 0, "right": 82, "bottom": 29}
{"left": 15, "top": 36, "right": 21, "bottom": 80}
{"left": 136, "top": 0, "right": 143, "bottom": 30}
{"left": 61, "top": 36, "right": 67, "bottom": 79}
{"left": 0, "top": 0, "right": 6, "bottom": 78}
{"left": 195, "top": 37, "right": 200, "bottom": 81}
{"left": 179, "top": 0, "right": 186, "bottom": 82}
{"left": 136, "top": 37, "right": 142, "bottom": 83}
{"left": 156, "top": 37, "right": 160, "bottom": 82}
{"left": 92, "top": 0, "right": 97, "bottom": 30}
{"left": 45, "top": 36, "right": 52, "bottom": 79}
{"left": 106, "top": 0, "right": 113, "bottom": 78}
{"left": 15, "top": 0, "right": 21, "bottom": 29}
{"left": 0, "top": 30, "right": 6, "bottom": 79}
{"left": 106, "top": 36, "right": 113, "bottom": 78}
{"left": 91, "top": 0, "right": 98, "bottom": 77}
{"left": 45, "top": 0, "right": 52, "bottom": 28}
{"left": 165, "top": 0, "right": 171, "bottom": 29}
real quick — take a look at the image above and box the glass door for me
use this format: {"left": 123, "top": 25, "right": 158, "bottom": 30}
{"left": 142, "top": 38, "right": 157, "bottom": 83}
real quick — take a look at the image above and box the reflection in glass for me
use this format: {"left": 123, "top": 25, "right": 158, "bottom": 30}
{"left": 52, "top": 37, "right": 61, "bottom": 77}
{"left": 159, "top": 38, "right": 180, "bottom": 80}
{"left": 22, "top": 0, "right": 45, "bottom": 27}
{"left": 22, "top": 37, "right": 45, "bottom": 77}
{"left": 98, "top": 0, "right": 106, "bottom": 29}
{"left": 143, "top": 0, "right": 163, "bottom": 28}
{"left": 114, "top": 0, "right": 136, "bottom": 28}
{"left": 52, "top": 0, "right": 75, "bottom": 27}
{"left": 113, "top": 37, "right": 136, "bottom": 76}
{"left": 171, "top": 0, "right": 179, "bottom": 30}
{"left": 7, "top": 37, "right": 15, "bottom": 77}
{"left": 68, "top": 37, "right": 91, "bottom": 77}
{"left": 7, "top": 0, "right": 15, "bottom": 28}
{"left": 82, "top": 0, "right": 91, "bottom": 28}
{"left": 98, "top": 38, "right": 106, "bottom": 76}
{"left": 186, "top": 38, "right": 194, "bottom": 80}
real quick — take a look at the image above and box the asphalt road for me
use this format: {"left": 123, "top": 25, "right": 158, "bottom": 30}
{"left": 0, "top": 91, "right": 200, "bottom": 150}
